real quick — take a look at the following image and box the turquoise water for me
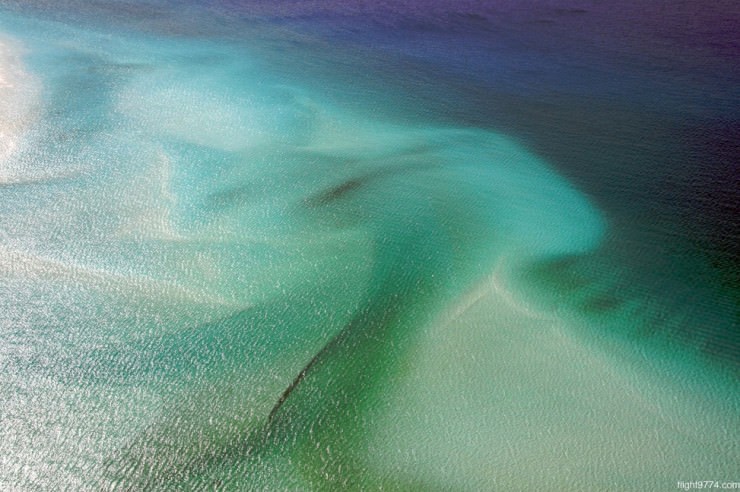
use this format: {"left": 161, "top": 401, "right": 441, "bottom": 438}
{"left": 1, "top": 3, "right": 738, "bottom": 490}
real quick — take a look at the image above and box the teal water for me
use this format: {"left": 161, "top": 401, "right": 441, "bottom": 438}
{"left": 1, "top": 3, "right": 738, "bottom": 490}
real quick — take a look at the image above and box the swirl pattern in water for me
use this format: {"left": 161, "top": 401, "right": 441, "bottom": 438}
{"left": 0, "top": 1, "right": 738, "bottom": 490}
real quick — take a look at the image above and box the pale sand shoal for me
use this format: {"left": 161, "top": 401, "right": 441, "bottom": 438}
{"left": 366, "top": 268, "right": 739, "bottom": 489}
{"left": 0, "top": 35, "right": 40, "bottom": 171}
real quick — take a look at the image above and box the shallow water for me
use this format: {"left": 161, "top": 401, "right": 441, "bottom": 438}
{"left": 0, "top": 1, "right": 738, "bottom": 490}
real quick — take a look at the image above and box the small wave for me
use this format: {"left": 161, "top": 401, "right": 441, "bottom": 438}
{"left": 0, "top": 245, "right": 238, "bottom": 308}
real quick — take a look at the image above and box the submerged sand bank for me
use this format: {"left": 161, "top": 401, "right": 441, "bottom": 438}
{"left": 366, "top": 269, "right": 739, "bottom": 489}
{"left": 0, "top": 35, "right": 39, "bottom": 170}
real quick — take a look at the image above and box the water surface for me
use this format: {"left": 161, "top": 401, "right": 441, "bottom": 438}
{"left": 0, "top": 1, "right": 738, "bottom": 489}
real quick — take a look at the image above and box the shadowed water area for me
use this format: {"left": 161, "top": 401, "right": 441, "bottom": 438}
{"left": 0, "top": 1, "right": 738, "bottom": 490}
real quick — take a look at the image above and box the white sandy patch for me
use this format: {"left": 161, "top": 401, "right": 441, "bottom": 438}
{"left": 0, "top": 35, "right": 40, "bottom": 174}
